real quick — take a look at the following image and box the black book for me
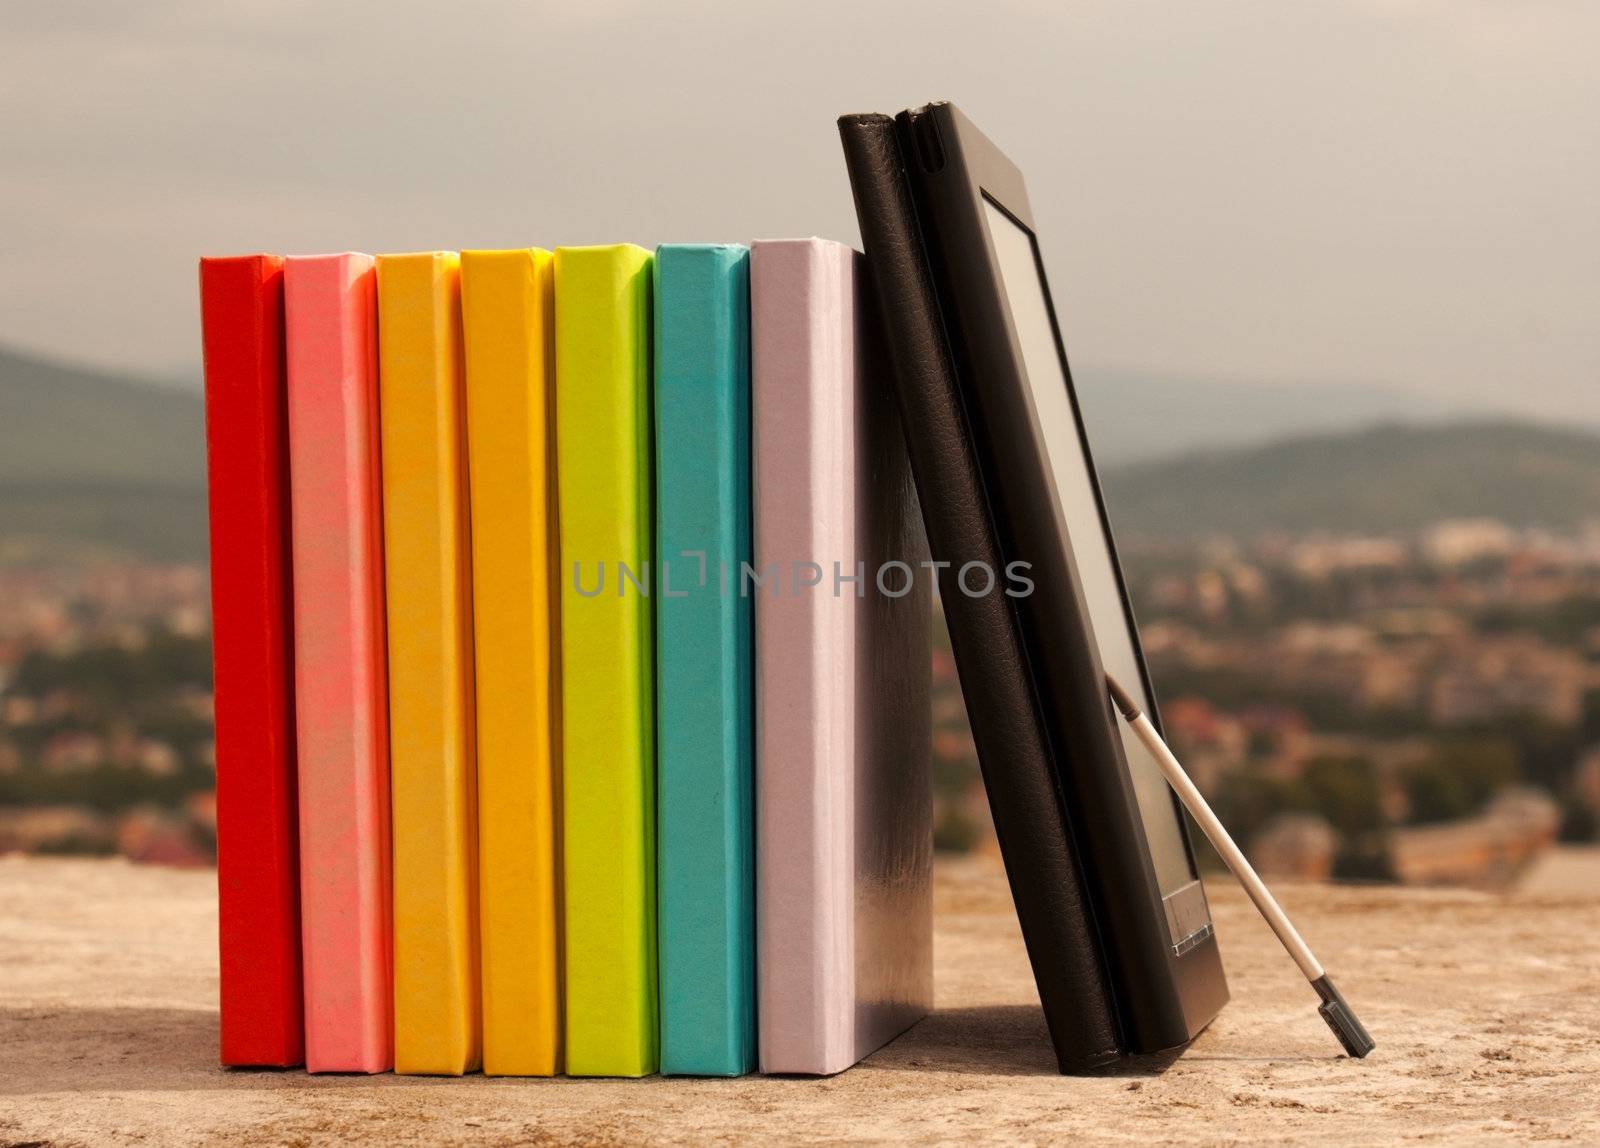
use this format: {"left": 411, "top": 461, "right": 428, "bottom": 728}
{"left": 838, "top": 104, "right": 1229, "bottom": 1072}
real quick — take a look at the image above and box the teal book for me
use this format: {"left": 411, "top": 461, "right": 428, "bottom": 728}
{"left": 653, "top": 244, "right": 755, "bottom": 1076}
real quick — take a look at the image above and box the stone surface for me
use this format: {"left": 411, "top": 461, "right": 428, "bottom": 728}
{"left": 2, "top": 853, "right": 1598, "bottom": 1145}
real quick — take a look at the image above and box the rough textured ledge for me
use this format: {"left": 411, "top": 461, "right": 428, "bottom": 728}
{"left": 2, "top": 854, "right": 1597, "bottom": 1145}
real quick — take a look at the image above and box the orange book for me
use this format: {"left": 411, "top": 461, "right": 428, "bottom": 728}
{"left": 376, "top": 252, "right": 481, "bottom": 1075}
{"left": 460, "top": 248, "right": 563, "bottom": 1075}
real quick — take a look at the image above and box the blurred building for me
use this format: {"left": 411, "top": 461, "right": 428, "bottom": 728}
{"left": 1429, "top": 637, "right": 1588, "bottom": 728}
{"left": 1422, "top": 518, "right": 1518, "bottom": 566}
{"left": 1250, "top": 814, "right": 1337, "bottom": 881}
{"left": 1390, "top": 789, "right": 1561, "bottom": 889}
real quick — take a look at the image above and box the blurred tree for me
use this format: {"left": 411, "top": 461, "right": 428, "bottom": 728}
{"left": 1299, "top": 756, "right": 1386, "bottom": 839}
{"left": 1402, "top": 738, "right": 1518, "bottom": 825}
{"left": 1401, "top": 759, "right": 1471, "bottom": 824}
{"left": 933, "top": 806, "right": 981, "bottom": 854}
{"left": 1558, "top": 795, "right": 1597, "bottom": 843}
{"left": 1298, "top": 755, "right": 1396, "bottom": 881}
{"left": 1212, "top": 768, "right": 1309, "bottom": 846}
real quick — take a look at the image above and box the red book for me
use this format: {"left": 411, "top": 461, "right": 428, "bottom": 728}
{"left": 200, "top": 255, "right": 305, "bottom": 1067}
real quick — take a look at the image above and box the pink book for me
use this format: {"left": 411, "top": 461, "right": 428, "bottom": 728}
{"left": 751, "top": 238, "right": 933, "bottom": 1075}
{"left": 284, "top": 254, "right": 394, "bottom": 1073}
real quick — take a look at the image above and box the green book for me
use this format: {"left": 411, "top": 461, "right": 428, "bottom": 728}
{"left": 554, "top": 244, "right": 657, "bottom": 1076}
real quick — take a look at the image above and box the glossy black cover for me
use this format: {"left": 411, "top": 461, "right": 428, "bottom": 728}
{"left": 841, "top": 102, "right": 1228, "bottom": 1058}
{"left": 840, "top": 112, "right": 1122, "bottom": 1072}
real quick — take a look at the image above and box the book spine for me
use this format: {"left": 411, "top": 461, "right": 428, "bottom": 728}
{"left": 653, "top": 245, "right": 755, "bottom": 1077}
{"left": 199, "top": 254, "right": 304, "bottom": 1068}
{"left": 841, "top": 247, "right": 935, "bottom": 1066}
{"left": 460, "top": 248, "right": 563, "bottom": 1076}
{"left": 555, "top": 244, "right": 658, "bottom": 1077}
{"left": 376, "top": 252, "right": 482, "bottom": 1075}
{"left": 283, "top": 254, "right": 393, "bottom": 1074}
{"left": 752, "top": 239, "right": 858, "bottom": 1075}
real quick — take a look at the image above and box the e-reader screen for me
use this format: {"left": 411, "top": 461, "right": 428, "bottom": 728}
{"left": 981, "top": 197, "right": 1204, "bottom": 916}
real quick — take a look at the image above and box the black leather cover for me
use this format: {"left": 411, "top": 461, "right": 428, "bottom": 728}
{"left": 839, "top": 113, "right": 1123, "bottom": 1072}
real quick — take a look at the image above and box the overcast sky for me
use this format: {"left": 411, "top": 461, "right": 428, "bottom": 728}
{"left": 1, "top": 1, "right": 1595, "bottom": 423}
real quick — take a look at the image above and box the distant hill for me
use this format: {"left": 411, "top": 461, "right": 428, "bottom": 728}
{"left": 0, "top": 348, "right": 206, "bottom": 560}
{"left": 1101, "top": 420, "right": 1600, "bottom": 538}
{"left": 1072, "top": 368, "right": 1474, "bottom": 463}
{"left": 4, "top": 343, "right": 1598, "bottom": 559}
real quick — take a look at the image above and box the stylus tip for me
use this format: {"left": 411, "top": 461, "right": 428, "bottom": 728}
{"left": 1312, "top": 974, "right": 1375, "bottom": 1058}
{"left": 1105, "top": 674, "right": 1141, "bottom": 721}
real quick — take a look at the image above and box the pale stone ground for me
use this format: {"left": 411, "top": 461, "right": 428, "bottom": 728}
{"left": 2, "top": 852, "right": 1598, "bottom": 1146}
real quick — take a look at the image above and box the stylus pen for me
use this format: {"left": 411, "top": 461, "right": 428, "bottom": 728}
{"left": 1106, "top": 674, "right": 1375, "bottom": 1059}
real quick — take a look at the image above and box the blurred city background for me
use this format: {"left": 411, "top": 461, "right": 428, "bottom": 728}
{"left": 3, "top": 343, "right": 1597, "bottom": 890}
{"left": 2, "top": 3, "right": 1597, "bottom": 890}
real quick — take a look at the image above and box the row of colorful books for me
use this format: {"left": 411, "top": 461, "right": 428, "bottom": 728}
{"left": 198, "top": 241, "right": 932, "bottom": 1078}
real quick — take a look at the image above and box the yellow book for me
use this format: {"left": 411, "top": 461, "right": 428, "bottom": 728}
{"left": 376, "top": 252, "right": 481, "bottom": 1075}
{"left": 459, "top": 249, "right": 562, "bottom": 1076}
{"left": 555, "top": 244, "right": 658, "bottom": 1076}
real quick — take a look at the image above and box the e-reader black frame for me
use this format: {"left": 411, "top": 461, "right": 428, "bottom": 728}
{"left": 896, "top": 101, "right": 1228, "bottom": 1052}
